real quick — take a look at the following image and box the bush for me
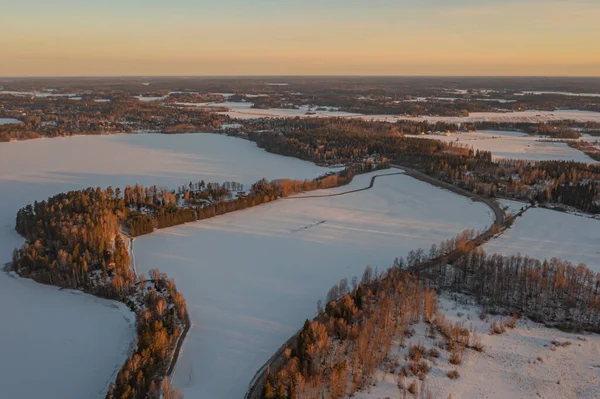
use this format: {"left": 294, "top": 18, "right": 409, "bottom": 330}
{"left": 408, "top": 380, "right": 419, "bottom": 394}
{"left": 409, "top": 343, "right": 426, "bottom": 361}
{"left": 471, "top": 332, "right": 484, "bottom": 352}
{"left": 447, "top": 370, "right": 460, "bottom": 379}
{"left": 506, "top": 314, "right": 518, "bottom": 329}
{"left": 490, "top": 320, "right": 506, "bottom": 335}
{"left": 449, "top": 351, "right": 462, "bottom": 365}
{"left": 427, "top": 348, "right": 440, "bottom": 358}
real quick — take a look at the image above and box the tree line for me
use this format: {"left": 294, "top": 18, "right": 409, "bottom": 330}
{"left": 125, "top": 169, "right": 359, "bottom": 237}
{"left": 243, "top": 125, "right": 599, "bottom": 213}
{"left": 11, "top": 187, "right": 188, "bottom": 399}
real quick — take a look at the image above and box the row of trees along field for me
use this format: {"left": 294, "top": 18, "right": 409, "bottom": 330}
{"left": 262, "top": 269, "right": 438, "bottom": 399}
{"left": 12, "top": 165, "right": 363, "bottom": 289}
{"left": 11, "top": 187, "right": 188, "bottom": 399}
{"left": 423, "top": 249, "right": 600, "bottom": 332}
{"left": 243, "top": 121, "right": 600, "bottom": 213}
{"left": 258, "top": 245, "right": 600, "bottom": 399}
{"left": 11, "top": 168, "right": 365, "bottom": 397}
{"left": 0, "top": 94, "right": 228, "bottom": 141}
{"left": 125, "top": 168, "right": 358, "bottom": 237}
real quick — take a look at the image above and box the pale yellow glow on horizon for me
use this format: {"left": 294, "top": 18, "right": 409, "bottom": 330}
{"left": 1, "top": 2, "right": 599, "bottom": 76}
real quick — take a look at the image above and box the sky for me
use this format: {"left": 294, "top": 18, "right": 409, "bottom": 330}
{"left": 1, "top": 0, "right": 599, "bottom": 76}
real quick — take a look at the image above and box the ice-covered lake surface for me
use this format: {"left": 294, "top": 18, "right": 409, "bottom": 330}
{"left": 0, "top": 118, "right": 22, "bottom": 125}
{"left": 177, "top": 101, "right": 362, "bottom": 118}
{"left": 484, "top": 207, "right": 600, "bottom": 272}
{"left": 0, "top": 276, "right": 135, "bottom": 399}
{"left": 418, "top": 130, "right": 597, "bottom": 162}
{"left": 518, "top": 91, "right": 600, "bottom": 98}
{"left": 0, "top": 133, "right": 334, "bottom": 399}
{"left": 133, "top": 171, "right": 494, "bottom": 399}
{"left": 182, "top": 101, "right": 600, "bottom": 123}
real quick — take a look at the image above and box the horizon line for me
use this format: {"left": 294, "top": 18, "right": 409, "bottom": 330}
{"left": 2, "top": 75, "right": 600, "bottom": 79}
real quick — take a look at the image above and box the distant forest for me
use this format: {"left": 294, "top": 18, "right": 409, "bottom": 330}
{"left": 241, "top": 118, "right": 600, "bottom": 214}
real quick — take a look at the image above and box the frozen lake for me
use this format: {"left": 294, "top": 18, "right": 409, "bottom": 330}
{"left": 0, "top": 118, "right": 22, "bottom": 125}
{"left": 419, "top": 130, "right": 597, "bottom": 162}
{"left": 133, "top": 171, "right": 494, "bottom": 398}
{"left": 0, "top": 133, "right": 333, "bottom": 399}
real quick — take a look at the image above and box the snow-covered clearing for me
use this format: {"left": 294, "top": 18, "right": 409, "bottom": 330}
{"left": 177, "top": 100, "right": 600, "bottom": 123}
{"left": 0, "top": 90, "right": 78, "bottom": 98}
{"left": 0, "top": 133, "right": 332, "bottom": 398}
{"left": 518, "top": 91, "right": 600, "bottom": 98}
{"left": 419, "top": 130, "right": 597, "bottom": 162}
{"left": 351, "top": 294, "right": 600, "bottom": 399}
{"left": 0, "top": 117, "right": 22, "bottom": 125}
{"left": 497, "top": 198, "right": 528, "bottom": 216}
{"left": 388, "top": 110, "right": 600, "bottom": 124}
{"left": 132, "top": 171, "right": 494, "bottom": 399}
{"left": 176, "top": 101, "right": 362, "bottom": 119}
{"left": 484, "top": 207, "right": 600, "bottom": 272}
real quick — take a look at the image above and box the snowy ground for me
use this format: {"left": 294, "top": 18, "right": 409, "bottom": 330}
{"left": 184, "top": 101, "right": 600, "bottom": 123}
{"left": 0, "top": 273, "right": 135, "bottom": 399}
{"left": 484, "top": 207, "right": 600, "bottom": 272}
{"left": 0, "top": 133, "right": 332, "bottom": 399}
{"left": 497, "top": 198, "right": 528, "bottom": 216}
{"left": 418, "top": 130, "right": 597, "bottom": 162}
{"left": 132, "top": 171, "right": 494, "bottom": 399}
{"left": 176, "top": 101, "right": 362, "bottom": 119}
{"left": 0, "top": 117, "right": 22, "bottom": 125}
{"left": 518, "top": 91, "right": 600, "bottom": 98}
{"left": 352, "top": 294, "right": 600, "bottom": 399}
{"left": 380, "top": 110, "right": 600, "bottom": 124}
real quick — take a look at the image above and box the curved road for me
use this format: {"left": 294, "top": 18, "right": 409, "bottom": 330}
{"left": 283, "top": 172, "right": 404, "bottom": 199}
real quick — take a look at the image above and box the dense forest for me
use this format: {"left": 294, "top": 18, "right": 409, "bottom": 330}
{"left": 124, "top": 168, "right": 361, "bottom": 237}
{"left": 0, "top": 94, "right": 227, "bottom": 142}
{"left": 261, "top": 269, "right": 440, "bottom": 399}
{"left": 423, "top": 249, "right": 600, "bottom": 332}
{"left": 11, "top": 187, "right": 188, "bottom": 399}
{"left": 255, "top": 228, "right": 600, "bottom": 399}
{"left": 10, "top": 166, "right": 373, "bottom": 398}
{"left": 241, "top": 121, "right": 600, "bottom": 213}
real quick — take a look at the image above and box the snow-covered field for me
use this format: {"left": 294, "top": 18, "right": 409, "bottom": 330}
{"left": 419, "top": 130, "right": 597, "bottom": 162}
{"left": 176, "top": 101, "right": 362, "bottom": 119}
{"left": 518, "top": 91, "right": 600, "bottom": 98}
{"left": 0, "top": 133, "right": 332, "bottom": 399}
{"left": 187, "top": 101, "right": 600, "bottom": 123}
{"left": 484, "top": 207, "right": 600, "bottom": 272}
{"left": 389, "top": 110, "right": 600, "bottom": 124}
{"left": 0, "top": 117, "right": 22, "bottom": 125}
{"left": 133, "top": 171, "right": 494, "bottom": 399}
{"left": 352, "top": 294, "right": 600, "bottom": 399}
{"left": 497, "top": 198, "right": 528, "bottom": 216}
{"left": 0, "top": 275, "right": 135, "bottom": 399}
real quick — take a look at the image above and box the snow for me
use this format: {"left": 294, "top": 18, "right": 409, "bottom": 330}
{"left": 0, "top": 273, "right": 135, "bottom": 399}
{"left": 176, "top": 101, "right": 362, "bottom": 119}
{"left": 518, "top": 91, "right": 600, "bottom": 98}
{"left": 419, "top": 130, "right": 597, "bottom": 162}
{"left": 497, "top": 198, "right": 528, "bottom": 216}
{"left": 132, "top": 171, "right": 494, "bottom": 399}
{"left": 0, "top": 133, "right": 332, "bottom": 398}
{"left": 351, "top": 294, "right": 600, "bottom": 399}
{"left": 484, "top": 207, "right": 600, "bottom": 272}
{"left": 0, "top": 118, "right": 22, "bottom": 125}
{"left": 134, "top": 95, "right": 167, "bottom": 102}
{"left": 0, "top": 90, "right": 78, "bottom": 98}
{"left": 389, "top": 110, "right": 600, "bottom": 124}
{"left": 176, "top": 100, "right": 600, "bottom": 123}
